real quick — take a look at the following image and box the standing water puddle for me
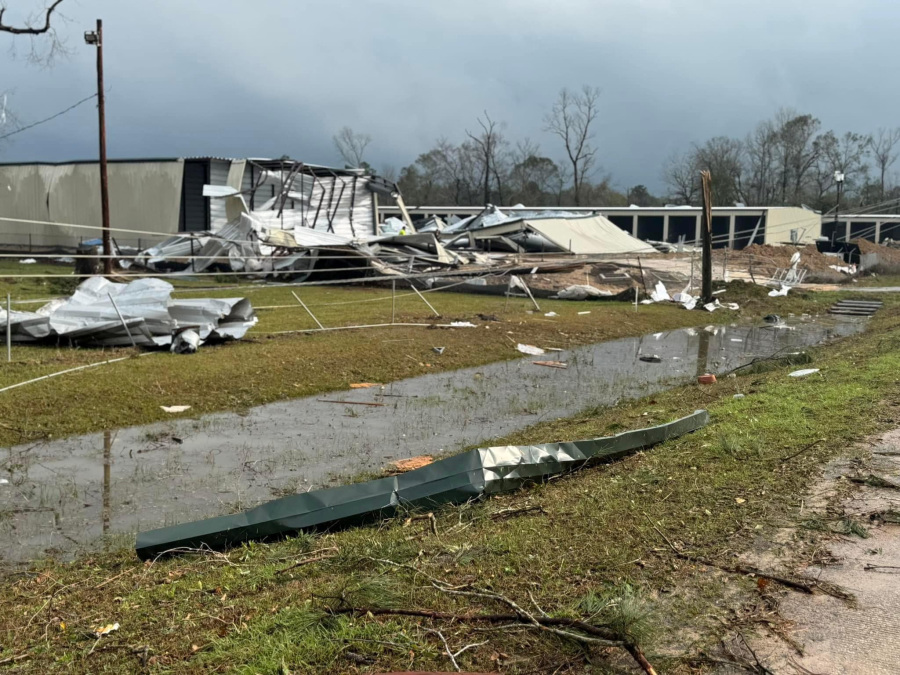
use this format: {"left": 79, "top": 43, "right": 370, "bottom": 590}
{"left": 1, "top": 318, "right": 863, "bottom": 565}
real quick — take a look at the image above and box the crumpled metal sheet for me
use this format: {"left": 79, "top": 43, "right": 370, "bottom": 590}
{"left": 0, "top": 277, "right": 257, "bottom": 348}
{"left": 0, "top": 308, "right": 52, "bottom": 341}
{"left": 135, "top": 410, "right": 709, "bottom": 559}
{"left": 48, "top": 277, "right": 175, "bottom": 344}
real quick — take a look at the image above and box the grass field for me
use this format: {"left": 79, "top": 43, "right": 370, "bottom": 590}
{"left": 0, "top": 265, "right": 850, "bottom": 448}
{"left": 1, "top": 274, "right": 898, "bottom": 672}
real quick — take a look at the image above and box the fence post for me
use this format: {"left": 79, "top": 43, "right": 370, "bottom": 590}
{"left": 6, "top": 293, "right": 11, "bottom": 363}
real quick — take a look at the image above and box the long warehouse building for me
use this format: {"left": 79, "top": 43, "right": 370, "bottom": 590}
{"left": 0, "top": 157, "right": 397, "bottom": 250}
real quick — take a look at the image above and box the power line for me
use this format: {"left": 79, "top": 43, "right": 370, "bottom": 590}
{"left": 0, "top": 93, "right": 97, "bottom": 142}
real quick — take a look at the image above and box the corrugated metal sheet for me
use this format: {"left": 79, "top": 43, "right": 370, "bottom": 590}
{"left": 308, "top": 174, "right": 375, "bottom": 238}
{"left": 0, "top": 161, "right": 184, "bottom": 248}
{"left": 208, "top": 160, "right": 232, "bottom": 232}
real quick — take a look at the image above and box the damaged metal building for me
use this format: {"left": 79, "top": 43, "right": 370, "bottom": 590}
{"left": 0, "top": 157, "right": 402, "bottom": 250}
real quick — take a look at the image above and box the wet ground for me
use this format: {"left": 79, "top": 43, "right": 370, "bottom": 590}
{"left": 0, "top": 317, "right": 864, "bottom": 565}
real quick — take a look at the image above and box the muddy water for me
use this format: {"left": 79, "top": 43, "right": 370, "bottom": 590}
{"left": 0, "top": 318, "right": 863, "bottom": 565}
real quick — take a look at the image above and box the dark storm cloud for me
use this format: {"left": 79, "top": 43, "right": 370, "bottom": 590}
{"left": 2, "top": 0, "right": 898, "bottom": 192}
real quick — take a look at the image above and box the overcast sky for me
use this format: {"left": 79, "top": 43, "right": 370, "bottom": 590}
{"left": 1, "top": 0, "right": 897, "bottom": 193}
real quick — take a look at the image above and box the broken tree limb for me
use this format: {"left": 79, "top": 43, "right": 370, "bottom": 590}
{"left": 780, "top": 439, "right": 826, "bottom": 463}
{"left": 489, "top": 505, "right": 546, "bottom": 521}
{"left": 317, "top": 399, "right": 386, "bottom": 407}
{"left": 849, "top": 474, "right": 900, "bottom": 490}
{"left": 276, "top": 550, "right": 338, "bottom": 575}
{"left": 650, "top": 518, "right": 853, "bottom": 602}
{"left": 357, "top": 557, "right": 658, "bottom": 675}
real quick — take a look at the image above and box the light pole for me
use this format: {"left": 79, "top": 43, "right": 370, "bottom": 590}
{"left": 84, "top": 20, "right": 111, "bottom": 276}
{"left": 833, "top": 170, "right": 845, "bottom": 244}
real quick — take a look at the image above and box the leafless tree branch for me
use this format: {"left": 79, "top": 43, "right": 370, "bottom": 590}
{"left": 0, "top": 0, "right": 70, "bottom": 65}
{"left": 333, "top": 126, "right": 372, "bottom": 168}
{"left": 0, "top": 0, "right": 65, "bottom": 34}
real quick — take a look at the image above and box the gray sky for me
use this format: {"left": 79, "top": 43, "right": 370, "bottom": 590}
{"left": 1, "top": 0, "right": 897, "bottom": 193}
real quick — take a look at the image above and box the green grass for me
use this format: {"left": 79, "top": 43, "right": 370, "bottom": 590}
{"left": 2, "top": 297, "right": 899, "bottom": 673}
{"left": 0, "top": 274, "right": 850, "bottom": 447}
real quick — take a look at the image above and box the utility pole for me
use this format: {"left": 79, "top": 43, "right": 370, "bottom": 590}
{"left": 700, "top": 170, "right": 713, "bottom": 304}
{"left": 833, "top": 170, "right": 845, "bottom": 245}
{"left": 85, "top": 20, "right": 112, "bottom": 276}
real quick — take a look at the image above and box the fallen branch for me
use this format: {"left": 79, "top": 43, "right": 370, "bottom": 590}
{"left": 404, "top": 512, "right": 439, "bottom": 537}
{"left": 276, "top": 547, "right": 339, "bottom": 575}
{"left": 489, "top": 505, "right": 546, "bottom": 520}
{"left": 352, "top": 557, "right": 658, "bottom": 675}
{"left": 317, "top": 399, "right": 386, "bottom": 407}
{"left": 780, "top": 439, "right": 826, "bottom": 463}
{"left": 848, "top": 474, "right": 900, "bottom": 490}
{"left": 650, "top": 518, "right": 853, "bottom": 602}
{"left": 0, "top": 653, "right": 30, "bottom": 667}
{"left": 863, "top": 563, "right": 900, "bottom": 573}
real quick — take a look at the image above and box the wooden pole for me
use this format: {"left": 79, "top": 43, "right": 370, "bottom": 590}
{"left": 700, "top": 170, "right": 713, "bottom": 303}
{"left": 95, "top": 19, "right": 112, "bottom": 277}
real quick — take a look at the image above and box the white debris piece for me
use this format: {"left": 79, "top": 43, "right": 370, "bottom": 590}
{"left": 544, "top": 312, "right": 558, "bottom": 317}
{"left": 161, "top": 405, "right": 191, "bottom": 413}
{"left": 789, "top": 369, "right": 820, "bottom": 378}
{"left": 449, "top": 321, "right": 476, "bottom": 328}
{"left": 769, "top": 284, "right": 791, "bottom": 297}
{"left": 18, "top": 258, "right": 36, "bottom": 264}
{"left": 672, "top": 292, "right": 697, "bottom": 310}
{"left": 650, "top": 282, "right": 671, "bottom": 303}
{"left": 517, "top": 343, "right": 545, "bottom": 356}
{"left": 551, "top": 285, "right": 612, "bottom": 300}
{"left": 171, "top": 329, "right": 201, "bottom": 354}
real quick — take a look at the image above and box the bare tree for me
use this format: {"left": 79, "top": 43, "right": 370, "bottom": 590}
{"left": 0, "top": 0, "right": 69, "bottom": 65}
{"left": 509, "top": 139, "right": 561, "bottom": 206}
{"left": 333, "top": 126, "right": 372, "bottom": 168}
{"left": 466, "top": 111, "right": 507, "bottom": 205}
{"left": 693, "top": 136, "right": 745, "bottom": 206}
{"left": 544, "top": 85, "right": 600, "bottom": 205}
{"left": 662, "top": 150, "right": 699, "bottom": 205}
{"left": 743, "top": 120, "right": 778, "bottom": 205}
{"left": 870, "top": 128, "right": 900, "bottom": 199}
{"left": 813, "top": 130, "right": 871, "bottom": 210}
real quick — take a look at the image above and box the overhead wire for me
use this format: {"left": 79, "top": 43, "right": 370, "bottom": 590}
{"left": 0, "top": 93, "right": 98, "bottom": 142}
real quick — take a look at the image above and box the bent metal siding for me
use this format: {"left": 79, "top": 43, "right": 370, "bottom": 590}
{"left": 0, "top": 161, "right": 184, "bottom": 249}
{"left": 136, "top": 410, "right": 709, "bottom": 559}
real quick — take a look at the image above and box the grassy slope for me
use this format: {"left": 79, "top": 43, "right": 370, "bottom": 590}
{"left": 2, "top": 297, "right": 899, "bottom": 673}
{"left": 0, "top": 274, "right": 841, "bottom": 447}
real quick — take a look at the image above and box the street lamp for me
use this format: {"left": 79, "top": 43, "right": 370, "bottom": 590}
{"left": 84, "top": 20, "right": 111, "bottom": 276}
{"left": 833, "top": 171, "right": 845, "bottom": 244}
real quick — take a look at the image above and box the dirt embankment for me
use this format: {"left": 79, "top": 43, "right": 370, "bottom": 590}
{"left": 853, "top": 238, "right": 900, "bottom": 267}
{"left": 731, "top": 244, "right": 841, "bottom": 276}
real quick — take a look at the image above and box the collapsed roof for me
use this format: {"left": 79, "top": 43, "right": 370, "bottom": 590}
{"left": 442, "top": 206, "right": 657, "bottom": 255}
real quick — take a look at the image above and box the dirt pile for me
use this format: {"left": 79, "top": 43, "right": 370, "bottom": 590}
{"left": 734, "top": 243, "right": 840, "bottom": 275}
{"left": 852, "top": 238, "right": 900, "bottom": 267}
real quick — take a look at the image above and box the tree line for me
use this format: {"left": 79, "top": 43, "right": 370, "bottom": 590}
{"left": 334, "top": 86, "right": 643, "bottom": 209}
{"left": 335, "top": 104, "right": 900, "bottom": 215}
{"left": 663, "top": 109, "right": 900, "bottom": 214}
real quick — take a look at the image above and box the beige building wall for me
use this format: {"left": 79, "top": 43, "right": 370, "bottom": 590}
{"left": 0, "top": 160, "right": 185, "bottom": 248}
{"left": 763, "top": 207, "right": 821, "bottom": 245}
